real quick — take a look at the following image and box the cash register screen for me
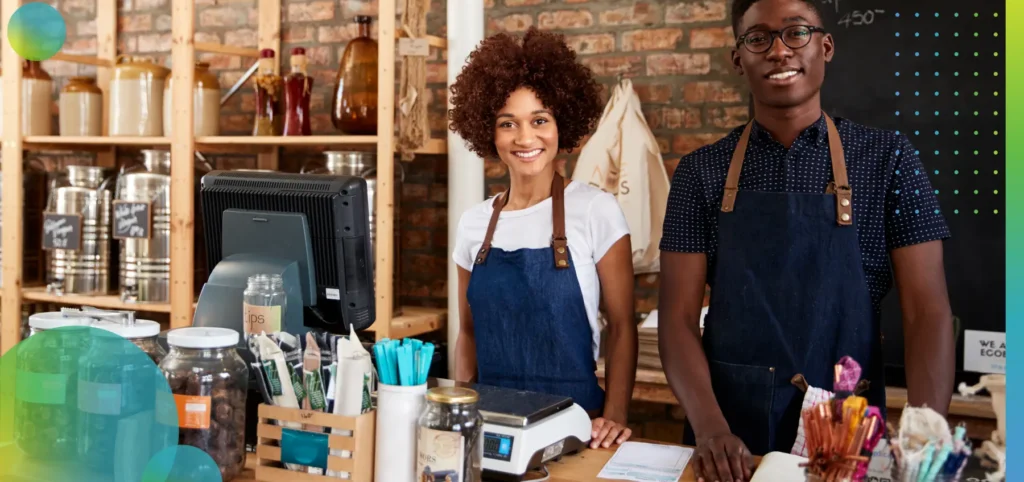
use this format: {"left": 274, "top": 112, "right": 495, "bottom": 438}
{"left": 484, "top": 433, "right": 514, "bottom": 461}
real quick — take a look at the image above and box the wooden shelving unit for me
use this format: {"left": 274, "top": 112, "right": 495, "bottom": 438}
{"left": 0, "top": 0, "right": 448, "bottom": 354}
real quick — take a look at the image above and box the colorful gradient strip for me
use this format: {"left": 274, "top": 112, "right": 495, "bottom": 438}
{"left": 1007, "top": 0, "right": 1019, "bottom": 477}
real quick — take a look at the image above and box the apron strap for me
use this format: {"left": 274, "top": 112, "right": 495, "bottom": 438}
{"left": 720, "top": 113, "right": 853, "bottom": 226}
{"left": 474, "top": 172, "right": 570, "bottom": 268}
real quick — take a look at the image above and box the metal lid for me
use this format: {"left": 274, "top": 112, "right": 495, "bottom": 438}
{"left": 426, "top": 387, "right": 479, "bottom": 404}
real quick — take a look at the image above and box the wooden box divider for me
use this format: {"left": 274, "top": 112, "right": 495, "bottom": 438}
{"left": 254, "top": 404, "right": 375, "bottom": 482}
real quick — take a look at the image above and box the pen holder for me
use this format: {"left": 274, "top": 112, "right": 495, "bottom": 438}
{"left": 374, "top": 382, "right": 427, "bottom": 482}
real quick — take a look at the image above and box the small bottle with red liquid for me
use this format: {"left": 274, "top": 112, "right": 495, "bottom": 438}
{"left": 282, "top": 47, "right": 313, "bottom": 136}
{"left": 252, "top": 48, "right": 283, "bottom": 136}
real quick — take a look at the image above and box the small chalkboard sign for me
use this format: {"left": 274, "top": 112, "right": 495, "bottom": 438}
{"left": 42, "top": 213, "right": 82, "bottom": 251}
{"left": 113, "top": 200, "right": 152, "bottom": 240}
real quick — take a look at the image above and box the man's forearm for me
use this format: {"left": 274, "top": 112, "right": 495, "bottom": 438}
{"left": 660, "top": 322, "right": 730, "bottom": 438}
{"left": 904, "top": 311, "right": 955, "bottom": 416}
{"left": 603, "top": 321, "right": 638, "bottom": 423}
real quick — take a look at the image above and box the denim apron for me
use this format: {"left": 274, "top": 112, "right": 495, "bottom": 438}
{"left": 466, "top": 172, "right": 605, "bottom": 413}
{"left": 682, "top": 114, "right": 886, "bottom": 455}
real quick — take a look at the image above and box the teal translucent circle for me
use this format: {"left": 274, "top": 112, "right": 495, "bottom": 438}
{"left": 0, "top": 326, "right": 179, "bottom": 481}
{"left": 142, "top": 445, "right": 224, "bottom": 482}
{"left": 6, "top": 2, "right": 67, "bottom": 61}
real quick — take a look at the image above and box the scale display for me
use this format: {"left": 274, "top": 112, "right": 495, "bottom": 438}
{"left": 483, "top": 432, "right": 514, "bottom": 462}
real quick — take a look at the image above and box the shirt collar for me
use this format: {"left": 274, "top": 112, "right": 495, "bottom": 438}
{"left": 749, "top": 112, "right": 829, "bottom": 146}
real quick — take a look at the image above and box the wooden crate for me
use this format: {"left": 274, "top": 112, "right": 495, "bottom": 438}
{"left": 254, "top": 404, "right": 375, "bottom": 482}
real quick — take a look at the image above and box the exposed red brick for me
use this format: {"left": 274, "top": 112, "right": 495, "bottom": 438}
{"left": 154, "top": 14, "right": 171, "bottom": 31}
{"left": 220, "top": 114, "right": 252, "bottom": 134}
{"left": 403, "top": 184, "right": 429, "bottom": 201}
{"left": 134, "top": 0, "right": 167, "bottom": 9}
{"left": 286, "top": 1, "right": 335, "bottom": 22}
{"left": 198, "top": 53, "right": 242, "bottom": 71}
{"left": 318, "top": 25, "right": 357, "bottom": 43}
{"left": 582, "top": 55, "right": 643, "bottom": 78}
{"left": 137, "top": 33, "right": 171, "bottom": 53}
{"left": 538, "top": 10, "right": 594, "bottom": 30}
{"left": 633, "top": 83, "right": 673, "bottom": 103}
{"left": 666, "top": 0, "right": 728, "bottom": 24}
{"left": 60, "top": 0, "right": 94, "bottom": 15}
{"left": 690, "top": 26, "right": 734, "bottom": 49}
{"left": 683, "top": 81, "right": 743, "bottom": 103}
{"left": 621, "top": 28, "right": 683, "bottom": 51}
{"left": 303, "top": 46, "right": 333, "bottom": 66}
{"left": 599, "top": 2, "right": 660, "bottom": 25}
{"left": 646, "top": 53, "right": 711, "bottom": 76}
{"left": 76, "top": 19, "right": 96, "bottom": 36}
{"left": 284, "top": 26, "right": 316, "bottom": 43}
{"left": 430, "top": 183, "right": 449, "bottom": 203}
{"left": 199, "top": 7, "right": 249, "bottom": 28}
{"left": 426, "top": 63, "right": 447, "bottom": 84}
{"left": 63, "top": 37, "right": 97, "bottom": 55}
{"left": 644, "top": 107, "right": 702, "bottom": 130}
{"left": 225, "top": 29, "right": 258, "bottom": 48}
{"left": 706, "top": 106, "right": 749, "bottom": 128}
{"left": 402, "top": 229, "right": 432, "bottom": 250}
{"left": 489, "top": 13, "right": 533, "bottom": 32}
{"left": 672, "top": 133, "right": 726, "bottom": 155}
{"left": 342, "top": 0, "right": 377, "bottom": 16}
{"left": 120, "top": 14, "right": 152, "bottom": 33}
{"left": 565, "top": 33, "right": 616, "bottom": 55}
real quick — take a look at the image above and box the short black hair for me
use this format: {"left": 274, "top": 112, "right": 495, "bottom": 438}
{"left": 730, "top": 0, "right": 823, "bottom": 34}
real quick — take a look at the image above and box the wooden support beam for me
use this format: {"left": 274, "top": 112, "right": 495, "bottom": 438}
{"left": 2, "top": 0, "right": 24, "bottom": 355}
{"left": 195, "top": 41, "right": 261, "bottom": 59}
{"left": 50, "top": 52, "right": 113, "bottom": 67}
{"left": 256, "top": 0, "right": 280, "bottom": 171}
{"left": 372, "top": 0, "right": 398, "bottom": 340}
{"left": 95, "top": 0, "right": 116, "bottom": 168}
{"left": 169, "top": 0, "right": 196, "bottom": 328}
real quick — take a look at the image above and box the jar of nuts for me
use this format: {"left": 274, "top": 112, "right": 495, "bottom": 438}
{"left": 159, "top": 327, "right": 249, "bottom": 481}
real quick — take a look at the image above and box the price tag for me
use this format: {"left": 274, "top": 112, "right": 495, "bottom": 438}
{"left": 399, "top": 37, "right": 430, "bottom": 57}
{"left": 42, "top": 213, "right": 82, "bottom": 251}
{"left": 113, "top": 200, "right": 153, "bottom": 239}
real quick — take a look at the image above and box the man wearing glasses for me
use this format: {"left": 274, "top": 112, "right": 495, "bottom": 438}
{"left": 657, "top": 0, "right": 955, "bottom": 480}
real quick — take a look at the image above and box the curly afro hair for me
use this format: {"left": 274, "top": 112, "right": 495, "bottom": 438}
{"left": 448, "top": 26, "right": 603, "bottom": 160}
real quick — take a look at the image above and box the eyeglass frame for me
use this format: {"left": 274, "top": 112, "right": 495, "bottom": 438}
{"left": 735, "top": 25, "right": 828, "bottom": 53}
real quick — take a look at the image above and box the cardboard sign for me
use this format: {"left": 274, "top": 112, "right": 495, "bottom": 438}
{"left": 398, "top": 37, "right": 430, "bottom": 57}
{"left": 113, "top": 200, "right": 152, "bottom": 239}
{"left": 41, "top": 213, "right": 82, "bottom": 251}
{"left": 964, "top": 330, "right": 1006, "bottom": 374}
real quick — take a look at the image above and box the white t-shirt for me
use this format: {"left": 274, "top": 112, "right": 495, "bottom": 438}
{"left": 452, "top": 181, "right": 631, "bottom": 360}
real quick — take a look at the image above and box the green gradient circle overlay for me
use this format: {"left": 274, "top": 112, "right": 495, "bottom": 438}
{"left": 0, "top": 326, "right": 216, "bottom": 482}
{"left": 7, "top": 2, "right": 66, "bottom": 61}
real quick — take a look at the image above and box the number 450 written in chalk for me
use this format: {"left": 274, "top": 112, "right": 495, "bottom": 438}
{"left": 840, "top": 10, "right": 886, "bottom": 27}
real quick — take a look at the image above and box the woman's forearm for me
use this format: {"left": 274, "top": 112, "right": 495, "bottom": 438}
{"left": 603, "top": 319, "right": 638, "bottom": 423}
{"left": 455, "top": 332, "right": 478, "bottom": 383}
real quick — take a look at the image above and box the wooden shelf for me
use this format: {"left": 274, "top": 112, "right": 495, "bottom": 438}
{"left": 21, "top": 287, "right": 173, "bottom": 313}
{"left": 23, "top": 136, "right": 170, "bottom": 151}
{"left": 385, "top": 306, "right": 447, "bottom": 339}
{"left": 196, "top": 136, "right": 447, "bottom": 155}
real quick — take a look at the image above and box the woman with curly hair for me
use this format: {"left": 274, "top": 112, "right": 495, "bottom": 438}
{"left": 449, "top": 26, "right": 638, "bottom": 449}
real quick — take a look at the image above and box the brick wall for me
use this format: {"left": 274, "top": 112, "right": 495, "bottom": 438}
{"left": 34, "top": 0, "right": 450, "bottom": 310}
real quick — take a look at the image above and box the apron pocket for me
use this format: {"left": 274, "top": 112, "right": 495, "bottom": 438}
{"left": 707, "top": 359, "right": 776, "bottom": 455}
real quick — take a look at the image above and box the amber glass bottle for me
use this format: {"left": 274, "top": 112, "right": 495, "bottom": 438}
{"left": 331, "top": 16, "right": 378, "bottom": 135}
{"left": 283, "top": 47, "right": 312, "bottom": 136}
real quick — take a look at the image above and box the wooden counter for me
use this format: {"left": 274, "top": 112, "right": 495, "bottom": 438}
{"left": 233, "top": 439, "right": 725, "bottom": 482}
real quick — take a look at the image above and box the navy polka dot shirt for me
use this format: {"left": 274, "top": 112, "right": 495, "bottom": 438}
{"left": 660, "top": 114, "right": 951, "bottom": 311}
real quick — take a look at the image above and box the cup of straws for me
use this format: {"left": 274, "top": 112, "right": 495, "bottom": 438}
{"left": 885, "top": 407, "right": 972, "bottom": 482}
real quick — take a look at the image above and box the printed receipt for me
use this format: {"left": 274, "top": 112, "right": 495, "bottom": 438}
{"left": 597, "top": 442, "right": 694, "bottom": 482}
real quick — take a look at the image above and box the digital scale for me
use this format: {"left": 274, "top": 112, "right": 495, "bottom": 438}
{"left": 473, "top": 384, "right": 592, "bottom": 481}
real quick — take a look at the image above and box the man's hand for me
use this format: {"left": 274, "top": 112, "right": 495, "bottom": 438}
{"left": 694, "top": 432, "right": 755, "bottom": 482}
{"left": 590, "top": 417, "right": 632, "bottom": 449}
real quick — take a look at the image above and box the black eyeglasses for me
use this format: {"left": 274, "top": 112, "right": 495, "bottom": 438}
{"left": 736, "top": 25, "right": 826, "bottom": 53}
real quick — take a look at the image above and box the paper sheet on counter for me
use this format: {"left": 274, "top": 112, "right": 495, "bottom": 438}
{"left": 597, "top": 442, "right": 693, "bottom": 482}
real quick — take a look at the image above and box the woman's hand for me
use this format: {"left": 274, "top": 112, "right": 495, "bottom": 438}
{"left": 590, "top": 417, "right": 632, "bottom": 449}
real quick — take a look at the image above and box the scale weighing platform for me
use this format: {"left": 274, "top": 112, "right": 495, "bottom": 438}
{"left": 472, "top": 384, "right": 593, "bottom": 481}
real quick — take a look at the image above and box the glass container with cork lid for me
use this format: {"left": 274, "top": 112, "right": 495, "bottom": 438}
{"left": 417, "top": 386, "right": 484, "bottom": 482}
{"left": 253, "top": 49, "right": 283, "bottom": 136}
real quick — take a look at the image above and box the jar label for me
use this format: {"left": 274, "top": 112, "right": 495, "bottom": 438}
{"left": 243, "top": 303, "right": 282, "bottom": 335}
{"left": 174, "top": 394, "right": 211, "bottom": 430}
{"left": 417, "top": 427, "right": 465, "bottom": 482}
{"left": 78, "top": 380, "right": 123, "bottom": 416}
{"left": 15, "top": 370, "right": 67, "bottom": 405}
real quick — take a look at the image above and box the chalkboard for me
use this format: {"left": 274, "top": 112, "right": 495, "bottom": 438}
{"left": 113, "top": 200, "right": 152, "bottom": 239}
{"left": 41, "top": 213, "right": 82, "bottom": 251}
{"left": 813, "top": 0, "right": 1005, "bottom": 387}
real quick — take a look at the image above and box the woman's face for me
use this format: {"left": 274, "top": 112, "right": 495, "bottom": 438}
{"left": 494, "top": 87, "right": 559, "bottom": 178}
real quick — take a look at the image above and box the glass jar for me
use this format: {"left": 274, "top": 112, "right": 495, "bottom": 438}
{"left": 160, "top": 327, "right": 248, "bottom": 481}
{"left": 282, "top": 47, "right": 313, "bottom": 136}
{"left": 242, "top": 274, "right": 286, "bottom": 337}
{"left": 59, "top": 76, "right": 102, "bottom": 136}
{"left": 77, "top": 323, "right": 169, "bottom": 475}
{"left": 15, "top": 313, "right": 94, "bottom": 460}
{"left": 331, "top": 15, "right": 378, "bottom": 135}
{"left": 253, "top": 49, "right": 283, "bottom": 136}
{"left": 416, "top": 387, "right": 484, "bottom": 482}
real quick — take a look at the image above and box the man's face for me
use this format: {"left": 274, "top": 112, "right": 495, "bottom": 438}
{"left": 732, "top": 0, "right": 834, "bottom": 109}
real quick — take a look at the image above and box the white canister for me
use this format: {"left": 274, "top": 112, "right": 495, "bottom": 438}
{"left": 374, "top": 382, "right": 427, "bottom": 482}
{"left": 108, "top": 56, "right": 170, "bottom": 137}
{"left": 19, "top": 60, "right": 53, "bottom": 136}
{"left": 163, "top": 61, "right": 220, "bottom": 137}
{"left": 59, "top": 77, "right": 103, "bottom": 136}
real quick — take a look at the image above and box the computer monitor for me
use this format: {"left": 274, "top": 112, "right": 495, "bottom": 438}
{"left": 193, "top": 170, "right": 376, "bottom": 336}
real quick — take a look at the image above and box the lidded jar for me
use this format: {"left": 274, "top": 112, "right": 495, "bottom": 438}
{"left": 163, "top": 61, "right": 221, "bottom": 137}
{"left": 416, "top": 387, "right": 484, "bottom": 482}
{"left": 109, "top": 56, "right": 170, "bottom": 136}
{"left": 159, "top": 327, "right": 248, "bottom": 481}
{"left": 59, "top": 76, "right": 102, "bottom": 136}
{"left": 331, "top": 15, "right": 378, "bottom": 135}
